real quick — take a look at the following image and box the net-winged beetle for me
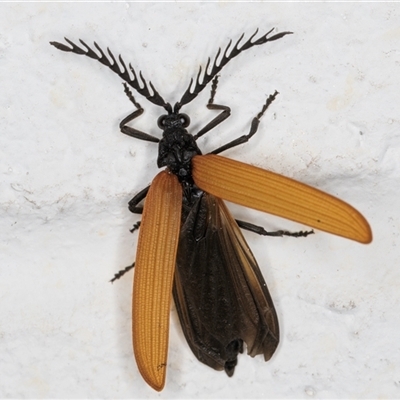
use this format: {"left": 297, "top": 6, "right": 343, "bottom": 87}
{"left": 50, "top": 29, "right": 372, "bottom": 391}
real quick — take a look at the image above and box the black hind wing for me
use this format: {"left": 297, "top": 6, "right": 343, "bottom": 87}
{"left": 173, "top": 193, "right": 279, "bottom": 376}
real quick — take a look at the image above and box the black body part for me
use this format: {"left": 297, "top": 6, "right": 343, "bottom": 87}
{"left": 128, "top": 185, "right": 150, "bottom": 214}
{"left": 211, "top": 90, "right": 279, "bottom": 155}
{"left": 49, "top": 38, "right": 170, "bottom": 109}
{"left": 130, "top": 221, "right": 141, "bottom": 233}
{"left": 236, "top": 220, "right": 314, "bottom": 238}
{"left": 176, "top": 28, "right": 292, "bottom": 109}
{"left": 174, "top": 191, "right": 279, "bottom": 374}
{"left": 119, "top": 84, "right": 160, "bottom": 143}
{"left": 121, "top": 82, "right": 203, "bottom": 188}
{"left": 50, "top": 29, "right": 292, "bottom": 113}
{"left": 193, "top": 76, "right": 231, "bottom": 141}
{"left": 110, "top": 262, "right": 135, "bottom": 283}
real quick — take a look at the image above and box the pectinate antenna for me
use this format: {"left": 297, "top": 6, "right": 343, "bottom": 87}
{"left": 174, "top": 28, "right": 292, "bottom": 111}
{"left": 50, "top": 38, "right": 171, "bottom": 111}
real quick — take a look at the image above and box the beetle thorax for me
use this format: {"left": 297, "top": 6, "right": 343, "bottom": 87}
{"left": 157, "top": 125, "right": 201, "bottom": 182}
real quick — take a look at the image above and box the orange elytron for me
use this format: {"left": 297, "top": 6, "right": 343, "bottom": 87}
{"left": 51, "top": 29, "right": 371, "bottom": 391}
{"left": 132, "top": 171, "right": 182, "bottom": 391}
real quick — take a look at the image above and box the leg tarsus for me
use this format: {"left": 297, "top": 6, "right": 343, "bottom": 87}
{"left": 211, "top": 91, "right": 279, "bottom": 155}
{"left": 236, "top": 219, "right": 314, "bottom": 238}
{"left": 256, "top": 90, "right": 279, "bottom": 120}
{"left": 193, "top": 76, "right": 231, "bottom": 140}
{"left": 208, "top": 74, "right": 219, "bottom": 105}
{"left": 211, "top": 117, "right": 259, "bottom": 155}
{"left": 130, "top": 221, "right": 141, "bottom": 233}
{"left": 110, "top": 262, "right": 135, "bottom": 283}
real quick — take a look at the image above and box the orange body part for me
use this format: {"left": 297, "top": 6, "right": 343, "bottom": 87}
{"left": 192, "top": 154, "right": 372, "bottom": 244}
{"left": 132, "top": 171, "right": 182, "bottom": 391}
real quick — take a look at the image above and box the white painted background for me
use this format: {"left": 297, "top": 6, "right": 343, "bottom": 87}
{"left": 1, "top": 3, "right": 399, "bottom": 398}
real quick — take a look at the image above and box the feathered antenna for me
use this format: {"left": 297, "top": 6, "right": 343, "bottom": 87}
{"left": 50, "top": 38, "right": 171, "bottom": 110}
{"left": 175, "top": 28, "right": 292, "bottom": 111}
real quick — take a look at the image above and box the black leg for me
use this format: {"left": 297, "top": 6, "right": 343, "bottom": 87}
{"left": 211, "top": 91, "right": 278, "bottom": 155}
{"left": 128, "top": 185, "right": 150, "bottom": 214}
{"left": 120, "top": 83, "right": 160, "bottom": 143}
{"left": 111, "top": 186, "right": 147, "bottom": 283}
{"left": 128, "top": 185, "right": 149, "bottom": 232}
{"left": 236, "top": 219, "right": 314, "bottom": 238}
{"left": 111, "top": 185, "right": 147, "bottom": 282}
{"left": 193, "top": 76, "right": 231, "bottom": 140}
{"left": 130, "top": 221, "right": 141, "bottom": 233}
{"left": 111, "top": 187, "right": 147, "bottom": 282}
{"left": 110, "top": 262, "right": 135, "bottom": 283}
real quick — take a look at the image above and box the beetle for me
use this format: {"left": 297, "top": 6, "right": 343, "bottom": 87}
{"left": 50, "top": 29, "right": 372, "bottom": 391}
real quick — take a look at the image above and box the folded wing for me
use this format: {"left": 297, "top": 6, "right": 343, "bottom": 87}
{"left": 173, "top": 192, "right": 279, "bottom": 376}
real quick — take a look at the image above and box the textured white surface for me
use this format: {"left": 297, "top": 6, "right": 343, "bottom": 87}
{"left": 1, "top": 2, "right": 399, "bottom": 398}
